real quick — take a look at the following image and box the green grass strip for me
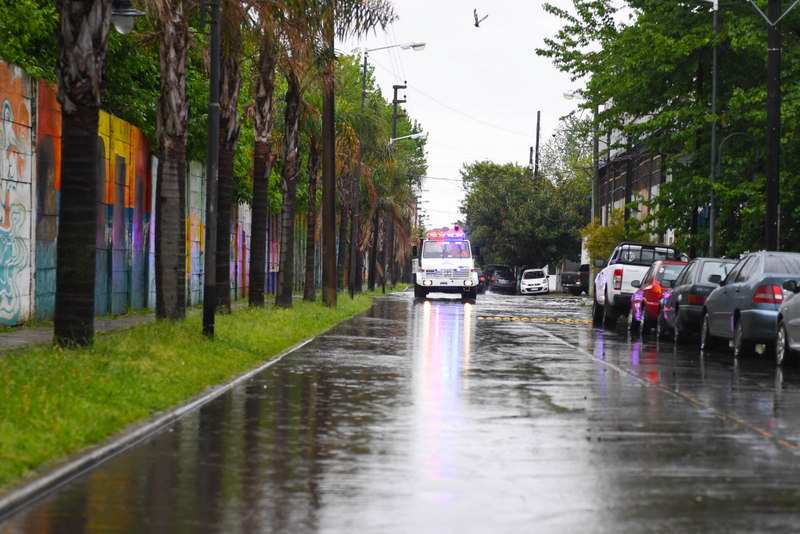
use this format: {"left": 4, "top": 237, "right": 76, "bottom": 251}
{"left": 0, "top": 292, "right": 382, "bottom": 492}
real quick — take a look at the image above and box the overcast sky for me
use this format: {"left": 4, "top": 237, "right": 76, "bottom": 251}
{"left": 344, "top": 0, "right": 580, "bottom": 229}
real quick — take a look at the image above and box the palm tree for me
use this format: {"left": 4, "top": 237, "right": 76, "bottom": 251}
{"left": 216, "top": 0, "right": 245, "bottom": 313}
{"left": 303, "top": 123, "right": 320, "bottom": 301}
{"left": 275, "top": 3, "right": 316, "bottom": 307}
{"left": 318, "top": 0, "right": 396, "bottom": 307}
{"left": 275, "top": 69, "right": 302, "bottom": 307}
{"left": 149, "top": 0, "right": 190, "bottom": 320}
{"left": 54, "top": 0, "right": 113, "bottom": 346}
{"left": 335, "top": 122, "right": 360, "bottom": 289}
{"left": 248, "top": 11, "right": 278, "bottom": 308}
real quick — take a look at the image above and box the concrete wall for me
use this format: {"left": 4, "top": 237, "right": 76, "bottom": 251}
{"left": 0, "top": 59, "right": 315, "bottom": 326}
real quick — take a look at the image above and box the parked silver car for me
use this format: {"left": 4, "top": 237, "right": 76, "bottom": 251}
{"left": 701, "top": 251, "right": 800, "bottom": 358}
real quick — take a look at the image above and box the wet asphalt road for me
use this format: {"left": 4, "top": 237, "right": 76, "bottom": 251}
{"left": 4, "top": 291, "right": 800, "bottom": 532}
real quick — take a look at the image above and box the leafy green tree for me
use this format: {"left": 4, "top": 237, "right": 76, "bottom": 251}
{"left": 538, "top": 0, "right": 800, "bottom": 257}
{"left": 461, "top": 160, "right": 588, "bottom": 268}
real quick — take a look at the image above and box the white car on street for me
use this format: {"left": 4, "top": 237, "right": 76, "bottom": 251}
{"left": 520, "top": 269, "right": 549, "bottom": 295}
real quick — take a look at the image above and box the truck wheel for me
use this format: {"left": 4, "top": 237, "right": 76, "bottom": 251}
{"left": 592, "top": 295, "right": 603, "bottom": 326}
{"left": 462, "top": 288, "right": 477, "bottom": 301}
{"left": 602, "top": 292, "right": 617, "bottom": 328}
{"left": 414, "top": 284, "right": 427, "bottom": 299}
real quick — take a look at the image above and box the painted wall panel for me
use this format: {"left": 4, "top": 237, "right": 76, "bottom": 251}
{"left": 34, "top": 81, "right": 60, "bottom": 320}
{"left": 0, "top": 62, "right": 34, "bottom": 324}
{"left": 4, "top": 59, "right": 316, "bottom": 324}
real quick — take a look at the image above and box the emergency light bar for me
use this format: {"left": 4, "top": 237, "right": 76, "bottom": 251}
{"left": 426, "top": 226, "right": 465, "bottom": 240}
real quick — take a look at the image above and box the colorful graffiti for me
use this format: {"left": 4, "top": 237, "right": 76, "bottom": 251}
{"left": 0, "top": 62, "right": 33, "bottom": 325}
{"left": 0, "top": 58, "right": 316, "bottom": 326}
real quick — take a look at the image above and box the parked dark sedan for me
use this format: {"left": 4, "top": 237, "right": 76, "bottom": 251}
{"left": 701, "top": 251, "right": 800, "bottom": 357}
{"left": 489, "top": 267, "right": 517, "bottom": 294}
{"left": 658, "top": 257, "right": 737, "bottom": 341}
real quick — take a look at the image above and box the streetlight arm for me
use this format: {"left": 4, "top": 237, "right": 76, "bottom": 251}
{"left": 365, "top": 42, "right": 426, "bottom": 53}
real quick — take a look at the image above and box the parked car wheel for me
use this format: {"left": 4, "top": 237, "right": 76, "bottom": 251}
{"left": 414, "top": 284, "right": 427, "bottom": 299}
{"left": 640, "top": 313, "right": 654, "bottom": 336}
{"left": 700, "top": 313, "right": 716, "bottom": 352}
{"left": 628, "top": 306, "right": 640, "bottom": 334}
{"left": 592, "top": 297, "right": 603, "bottom": 326}
{"left": 657, "top": 309, "right": 672, "bottom": 341}
{"left": 733, "top": 319, "right": 753, "bottom": 358}
{"left": 776, "top": 321, "right": 792, "bottom": 366}
{"left": 602, "top": 292, "right": 618, "bottom": 328}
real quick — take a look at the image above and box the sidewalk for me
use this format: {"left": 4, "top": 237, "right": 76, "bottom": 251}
{"left": 0, "top": 314, "right": 154, "bottom": 352}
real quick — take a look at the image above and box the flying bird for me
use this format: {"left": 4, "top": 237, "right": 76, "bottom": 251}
{"left": 474, "top": 9, "right": 489, "bottom": 27}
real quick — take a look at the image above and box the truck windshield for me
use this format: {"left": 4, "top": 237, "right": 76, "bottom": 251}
{"left": 422, "top": 240, "right": 472, "bottom": 259}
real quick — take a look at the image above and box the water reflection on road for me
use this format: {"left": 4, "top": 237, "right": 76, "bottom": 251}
{"left": 5, "top": 292, "right": 800, "bottom": 532}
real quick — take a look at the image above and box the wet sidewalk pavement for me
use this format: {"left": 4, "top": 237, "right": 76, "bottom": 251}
{"left": 0, "top": 314, "right": 154, "bottom": 352}
{"left": 4, "top": 292, "right": 800, "bottom": 532}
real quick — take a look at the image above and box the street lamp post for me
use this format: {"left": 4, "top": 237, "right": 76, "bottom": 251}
{"left": 707, "top": 0, "right": 719, "bottom": 256}
{"left": 350, "top": 41, "right": 425, "bottom": 298}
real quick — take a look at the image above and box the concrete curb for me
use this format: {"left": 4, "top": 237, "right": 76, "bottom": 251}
{"left": 0, "top": 335, "right": 317, "bottom": 520}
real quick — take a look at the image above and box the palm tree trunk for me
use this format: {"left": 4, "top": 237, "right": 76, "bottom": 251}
{"left": 368, "top": 208, "right": 379, "bottom": 291}
{"left": 336, "top": 202, "right": 350, "bottom": 289}
{"left": 155, "top": 2, "right": 188, "bottom": 319}
{"left": 55, "top": 106, "right": 100, "bottom": 345}
{"left": 303, "top": 138, "right": 319, "bottom": 301}
{"left": 276, "top": 72, "right": 301, "bottom": 308}
{"left": 216, "top": 15, "right": 242, "bottom": 313}
{"left": 387, "top": 219, "right": 395, "bottom": 286}
{"left": 53, "top": 0, "right": 112, "bottom": 346}
{"left": 248, "top": 30, "right": 277, "bottom": 307}
{"left": 156, "top": 140, "right": 187, "bottom": 319}
{"left": 321, "top": 9, "right": 337, "bottom": 307}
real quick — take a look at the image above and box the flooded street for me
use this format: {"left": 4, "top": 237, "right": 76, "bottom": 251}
{"left": 5, "top": 291, "right": 800, "bottom": 532}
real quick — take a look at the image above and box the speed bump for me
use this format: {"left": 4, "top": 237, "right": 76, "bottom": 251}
{"left": 478, "top": 316, "right": 592, "bottom": 326}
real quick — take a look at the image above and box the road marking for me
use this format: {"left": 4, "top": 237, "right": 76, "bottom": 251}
{"left": 478, "top": 315, "right": 592, "bottom": 325}
{"left": 528, "top": 324, "right": 799, "bottom": 453}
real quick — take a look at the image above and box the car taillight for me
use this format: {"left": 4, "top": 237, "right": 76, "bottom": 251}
{"left": 686, "top": 294, "right": 706, "bottom": 305}
{"left": 492, "top": 275, "right": 497, "bottom": 282}
{"left": 613, "top": 268, "right": 623, "bottom": 291}
{"left": 753, "top": 284, "right": 784, "bottom": 304}
{"left": 651, "top": 281, "right": 662, "bottom": 298}
{"left": 479, "top": 276, "right": 485, "bottom": 282}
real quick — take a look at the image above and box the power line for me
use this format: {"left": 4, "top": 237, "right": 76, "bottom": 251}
{"left": 369, "top": 60, "right": 534, "bottom": 139}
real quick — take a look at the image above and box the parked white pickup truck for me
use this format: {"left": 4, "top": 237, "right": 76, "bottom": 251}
{"left": 592, "top": 241, "right": 681, "bottom": 327}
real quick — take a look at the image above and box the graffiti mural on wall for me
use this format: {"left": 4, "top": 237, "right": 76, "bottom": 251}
{"left": 0, "top": 63, "right": 33, "bottom": 324}
{"left": 35, "top": 81, "right": 60, "bottom": 319}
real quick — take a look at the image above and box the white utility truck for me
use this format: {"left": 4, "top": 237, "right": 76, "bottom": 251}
{"left": 413, "top": 227, "right": 479, "bottom": 300}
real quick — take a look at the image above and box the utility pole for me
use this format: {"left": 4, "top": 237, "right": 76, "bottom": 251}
{"left": 202, "top": 0, "right": 220, "bottom": 338}
{"left": 766, "top": 0, "right": 780, "bottom": 250}
{"left": 534, "top": 110, "right": 541, "bottom": 179}
{"left": 529, "top": 147, "right": 534, "bottom": 176}
{"left": 592, "top": 105, "right": 599, "bottom": 222}
{"left": 383, "top": 82, "right": 407, "bottom": 294}
{"left": 708, "top": 0, "right": 719, "bottom": 256}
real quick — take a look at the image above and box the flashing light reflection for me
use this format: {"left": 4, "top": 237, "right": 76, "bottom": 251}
{"left": 411, "top": 299, "right": 476, "bottom": 483}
